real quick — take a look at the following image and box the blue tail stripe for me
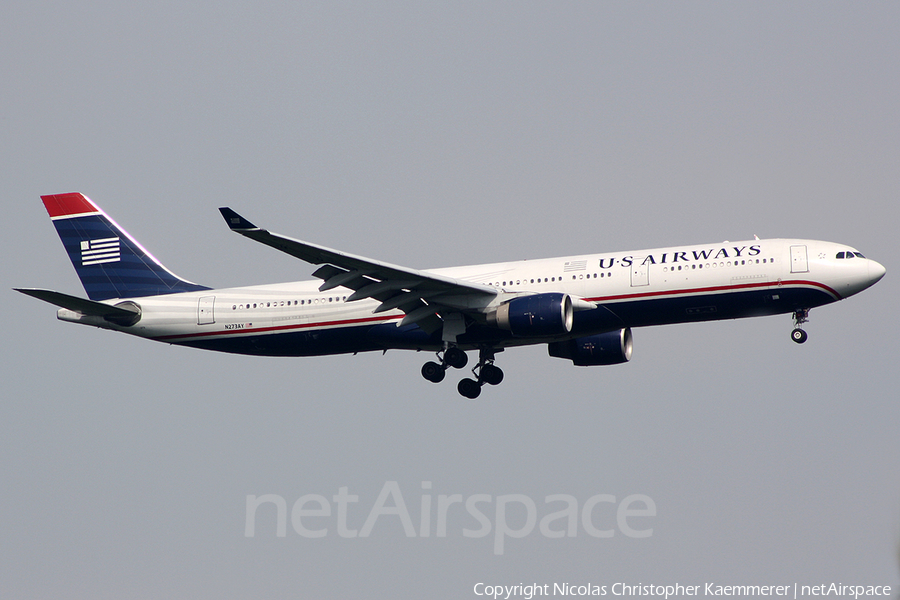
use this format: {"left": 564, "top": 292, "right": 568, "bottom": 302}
{"left": 52, "top": 213, "right": 209, "bottom": 300}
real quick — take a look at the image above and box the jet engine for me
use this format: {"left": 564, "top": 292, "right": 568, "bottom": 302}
{"left": 488, "top": 293, "right": 574, "bottom": 337}
{"left": 547, "top": 328, "right": 633, "bottom": 366}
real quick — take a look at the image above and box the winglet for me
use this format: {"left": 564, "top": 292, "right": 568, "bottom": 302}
{"left": 218, "top": 207, "right": 258, "bottom": 231}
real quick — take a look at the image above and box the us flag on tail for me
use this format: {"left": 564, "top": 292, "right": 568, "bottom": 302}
{"left": 80, "top": 237, "right": 120, "bottom": 266}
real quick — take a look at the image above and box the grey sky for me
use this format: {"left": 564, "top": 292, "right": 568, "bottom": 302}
{"left": 3, "top": 2, "right": 899, "bottom": 598}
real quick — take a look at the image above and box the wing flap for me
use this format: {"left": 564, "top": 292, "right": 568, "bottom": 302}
{"left": 318, "top": 268, "right": 373, "bottom": 292}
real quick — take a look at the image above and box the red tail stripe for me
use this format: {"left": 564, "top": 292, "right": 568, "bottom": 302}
{"left": 41, "top": 193, "right": 100, "bottom": 218}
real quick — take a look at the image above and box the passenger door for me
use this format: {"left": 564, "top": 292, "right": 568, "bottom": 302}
{"left": 790, "top": 245, "right": 809, "bottom": 274}
{"left": 198, "top": 296, "right": 215, "bottom": 325}
{"left": 630, "top": 258, "right": 649, "bottom": 287}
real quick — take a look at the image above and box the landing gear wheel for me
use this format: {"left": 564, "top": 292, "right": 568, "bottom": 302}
{"left": 458, "top": 378, "right": 482, "bottom": 399}
{"left": 444, "top": 347, "right": 468, "bottom": 369}
{"left": 790, "top": 309, "right": 810, "bottom": 344}
{"left": 421, "top": 361, "right": 446, "bottom": 383}
{"left": 479, "top": 364, "right": 504, "bottom": 386}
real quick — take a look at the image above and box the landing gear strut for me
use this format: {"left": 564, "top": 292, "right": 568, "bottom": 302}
{"left": 421, "top": 345, "right": 469, "bottom": 384}
{"left": 791, "top": 309, "right": 810, "bottom": 344}
{"left": 457, "top": 348, "right": 504, "bottom": 399}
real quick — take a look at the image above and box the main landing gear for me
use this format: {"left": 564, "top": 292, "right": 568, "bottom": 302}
{"left": 457, "top": 348, "right": 504, "bottom": 399}
{"left": 422, "top": 346, "right": 504, "bottom": 399}
{"left": 421, "top": 346, "right": 467, "bottom": 383}
{"left": 791, "top": 309, "right": 810, "bottom": 344}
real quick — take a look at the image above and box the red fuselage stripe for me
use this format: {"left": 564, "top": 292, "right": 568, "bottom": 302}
{"left": 153, "top": 278, "right": 838, "bottom": 343}
{"left": 155, "top": 313, "right": 402, "bottom": 341}
{"left": 585, "top": 279, "right": 840, "bottom": 304}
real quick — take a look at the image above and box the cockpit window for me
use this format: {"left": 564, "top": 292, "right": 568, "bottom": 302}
{"left": 836, "top": 252, "right": 846, "bottom": 259}
{"left": 854, "top": 252, "right": 865, "bottom": 258}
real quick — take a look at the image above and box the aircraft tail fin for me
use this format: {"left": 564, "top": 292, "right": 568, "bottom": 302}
{"left": 40, "top": 193, "right": 210, "bottom": 301}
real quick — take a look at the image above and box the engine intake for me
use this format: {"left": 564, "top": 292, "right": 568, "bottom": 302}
{"left": 489, "top": 293, "right": 574, "bottom": 337}
{"left": 547, "top": 328, "right": 633, "bottom": 366}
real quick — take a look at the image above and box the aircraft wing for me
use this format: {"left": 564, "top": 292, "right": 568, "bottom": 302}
{"left": 219, "top": 208, "right": 497, "bottom": 333}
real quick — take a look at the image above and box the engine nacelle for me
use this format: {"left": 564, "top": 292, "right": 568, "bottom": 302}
{"left": 488, "top": 293, "right": 574, "bottom": 337}
{"left": 547, "top": 328, "right": 633, "bottom": 366}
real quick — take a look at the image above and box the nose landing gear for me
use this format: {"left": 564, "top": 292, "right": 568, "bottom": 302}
{"left": 791, "top": 309, "right": 810, "bottom": 344}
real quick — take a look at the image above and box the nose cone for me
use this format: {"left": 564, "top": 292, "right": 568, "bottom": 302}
{"left": 868, "top": 259, "right": 886, "bottom": 285}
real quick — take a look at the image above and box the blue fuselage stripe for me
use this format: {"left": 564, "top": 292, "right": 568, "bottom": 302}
{"left": 169, "top": 283, "right": 835, "bottom": 357}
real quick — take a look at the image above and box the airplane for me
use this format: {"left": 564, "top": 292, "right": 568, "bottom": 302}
{"left": 16, "top": 192, "right": 886, "bottom": 398}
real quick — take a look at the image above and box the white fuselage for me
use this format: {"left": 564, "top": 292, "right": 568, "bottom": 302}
{"left": 59, "top": 238, "right": 884, "bottom": 356}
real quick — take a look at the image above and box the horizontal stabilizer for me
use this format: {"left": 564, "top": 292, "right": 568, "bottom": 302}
{"left": 14, "top": 288, "right": 141, "bottom": 325}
